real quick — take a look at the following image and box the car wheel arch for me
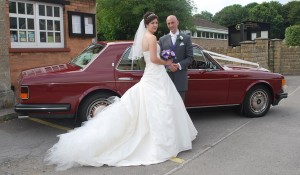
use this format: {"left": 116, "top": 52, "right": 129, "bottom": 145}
{"left": 241, "top": 83, "right": 274, "bottom": 118}
{"left": 75, "top": 89, "right": 120, "bottom": 124}
{"left": 244, "top": 81, "right": 274, "bottom": 101}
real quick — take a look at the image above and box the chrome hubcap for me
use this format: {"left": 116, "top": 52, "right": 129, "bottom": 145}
{"left": 86, "top": 98, "right": 111, "bottom": 120}
{"left": 250, "top": 90, "right": 268, "bottom": 114}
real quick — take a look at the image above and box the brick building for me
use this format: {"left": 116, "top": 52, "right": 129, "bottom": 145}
{"left": 5, "top": 0, "right": 96, "bottom": 92}
{"left": 190, "top": 18, "right": 228, "bottom": 49}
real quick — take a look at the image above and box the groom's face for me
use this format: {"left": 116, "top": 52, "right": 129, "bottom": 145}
{"left": 166, "top": 16, "right": 179, "bottom": 34}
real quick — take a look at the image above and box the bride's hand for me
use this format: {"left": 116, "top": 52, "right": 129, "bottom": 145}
{"left": 165, "top": 59, "right": 173, "bottom": 66}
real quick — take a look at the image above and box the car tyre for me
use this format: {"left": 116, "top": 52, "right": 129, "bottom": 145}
{"left": 77, "top": 92, "right": 115, "bottom": 123}
{"left": 243, "top": 85, "right": 271, "bottom": 118}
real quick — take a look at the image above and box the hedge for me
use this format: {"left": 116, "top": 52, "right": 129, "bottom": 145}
{"left": 285, "top": 25, "right": 300, "bottom": 46}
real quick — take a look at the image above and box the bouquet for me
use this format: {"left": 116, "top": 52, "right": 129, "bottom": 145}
{"left": 161, "top": 49, "right": 175, "bottom": 61}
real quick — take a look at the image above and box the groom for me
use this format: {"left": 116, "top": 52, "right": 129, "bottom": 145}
{"left": 159, "top": 15, "right": 193, "bottom": 101}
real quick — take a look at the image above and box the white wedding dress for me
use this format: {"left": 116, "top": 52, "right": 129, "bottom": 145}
{"left": 45, "top": 45, "right": 198, "bottom": 171}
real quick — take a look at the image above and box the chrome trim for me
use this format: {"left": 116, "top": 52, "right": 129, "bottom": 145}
{"left": 118, "top": 77, "right": 133, "bottom": 81}
{"left": 15, "top": 104, "right": 70, "bottom": 112}
{"left": 186, "top": 104, "right": 240, "bottom": 109}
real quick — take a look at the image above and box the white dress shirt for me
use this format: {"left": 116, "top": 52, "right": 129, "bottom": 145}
{"left": 170, "top": 31, "right": 179, "bottom": 45}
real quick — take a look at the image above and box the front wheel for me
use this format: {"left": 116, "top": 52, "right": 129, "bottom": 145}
{"left": 77, "top": 92, "right": 115, "bottom": 123}
{"left": 242, "top": 85, "right": 271, "bottom": 118}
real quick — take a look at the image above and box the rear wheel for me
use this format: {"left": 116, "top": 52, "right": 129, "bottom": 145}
{"left": 243, "top": 85, "right": 271, "bottom": 118}
{"left": 77, "top": 92, "right": 115, "bottom": 123}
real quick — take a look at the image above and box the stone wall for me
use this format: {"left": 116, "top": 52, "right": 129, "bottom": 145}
{"left": 193, "top": 38, "right": 300, "bottom": 75}
{"left": 271, "top": 40, "right": 300, "bottom": 75}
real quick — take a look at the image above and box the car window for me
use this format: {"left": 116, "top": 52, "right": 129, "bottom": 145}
{"left": 189, "top": 47, "right": 218, "bottom": 70}
{"left": 70, "top": 44, "right": 104, "bottom": 68}
{"left": 189, "top": 47, "right": 207, "bottom": 69}
{"left": 117, "top": 47, "right": 146, "bottom": 71}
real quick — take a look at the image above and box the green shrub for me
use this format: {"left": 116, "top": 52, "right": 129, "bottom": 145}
{"left": 285, "top": 25, "right": 300, "bottom": 46}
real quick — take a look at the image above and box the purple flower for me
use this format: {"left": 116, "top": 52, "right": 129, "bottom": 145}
{"left": 161, "top": 49, "right": 176, "bottom": 60}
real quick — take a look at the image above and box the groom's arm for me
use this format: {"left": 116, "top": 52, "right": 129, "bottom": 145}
{"left": 158, "top": 37, "right": 163, "bottom": 52}
{"left": 178, "top": 35, "right": 193, "bottom": 70}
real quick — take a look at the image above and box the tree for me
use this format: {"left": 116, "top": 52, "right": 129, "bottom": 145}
{"left": 96, "top": 0, "right": 195, "bottom": 40}
{"left": 283, "top": 1, "right": 300, "bottom": 26}
{"left": 248, "top": 1, "right": 285, "bottom": 38}
{"left": 193, "top": 11, "right": 213, "bottom": 21}
{"left": 212, "top": 4, "right": 247, "bottom": 27}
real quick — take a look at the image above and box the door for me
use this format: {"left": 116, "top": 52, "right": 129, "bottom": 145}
{"left": 115, "top": 47, "right": 144, "bottom": 95}
{"left": 186, "top": 46, "right": 229, "bottom": 107}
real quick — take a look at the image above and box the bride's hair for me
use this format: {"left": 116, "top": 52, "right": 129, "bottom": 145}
{"left": 143, "top": 12, "right": 158, "bottom": 27}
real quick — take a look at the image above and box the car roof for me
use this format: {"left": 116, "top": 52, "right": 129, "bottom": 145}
{"left": 96, "top": 41, "right": 133, "bottom": 46}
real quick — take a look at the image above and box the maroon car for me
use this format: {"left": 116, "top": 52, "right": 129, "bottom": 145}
{"left": 15, "top": 41, "right": 288, "bottom": 123}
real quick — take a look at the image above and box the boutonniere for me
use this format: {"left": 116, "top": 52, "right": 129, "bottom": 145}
{"left": 177, "top": 35, "right": 183, "bottom": 42}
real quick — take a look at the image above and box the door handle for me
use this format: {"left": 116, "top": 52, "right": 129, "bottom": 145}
{"left": 118, "top": 77, "right": 133, "bottom": 81}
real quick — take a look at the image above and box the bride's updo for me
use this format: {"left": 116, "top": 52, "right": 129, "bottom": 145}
{"left": 143, "top": 12, "right": 158, "bottom": 27}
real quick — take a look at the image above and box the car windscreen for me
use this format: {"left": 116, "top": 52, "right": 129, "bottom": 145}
{"left": 70, "top": 44, "right": 105, "bottom": 68}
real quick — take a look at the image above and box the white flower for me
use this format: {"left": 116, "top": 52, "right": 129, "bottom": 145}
{"left": 179, "top": 35, "right": 183, "bottom": 41}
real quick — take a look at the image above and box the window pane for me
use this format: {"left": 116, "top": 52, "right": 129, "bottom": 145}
{"left": 202, "top": 32, "right": 205, "bottom": 37}
{"left": 19, "top": 18, "right": 26, "bottom": 29}
{"left": 48, "top": 32, "right": 54, "bottom": 43}
{"left": 40, "top": 32, "right": 46, "bottom": 42}
{"left": 54, "top": 7, "right": 60, "bottom": 17}
{"left": 55, "top": 33, "right": 61, "bottom": 42}
{"left": 39, "top": 19, "right": 46, "bottom": 30}
{"left": 19, "top": 31, "right": 27, "bottom": 42}
{"left": 9, "top": 2, "right": 16, "bottom": 13}
{"left": 39, "top": 5, "right": 45, "bottom": 16}
{"left": 205, "top": 32, "right": 209, "bottom": 38}
{"left": 28, "top": 31, "right": 35, "bottom": 42}
{"left": 27, "top": 19, "right": 34, "bottom": 29}
{"left": 10, "top": 31, "right": 18, "bottom": 42}
{"left": 47, "top": 20, "right": 53, "bottom": 30}
{"left": 26, "top": 3, "right": 34, "bottom": 15}
{"left": 46, "top": 6, "right": 53, "bottom": 17}
{"left": 18, "top": 2, "right": 25, "bottom": 14}
{"left": 10, "top": 17, "right": 17, "bottom": 29}
{"left": 54, "top": 21, "right": 60, "bottom": 31}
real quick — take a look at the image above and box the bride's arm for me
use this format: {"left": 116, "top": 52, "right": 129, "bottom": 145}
{"left": 149, "top": 36, "right": 172, "bottom": 65}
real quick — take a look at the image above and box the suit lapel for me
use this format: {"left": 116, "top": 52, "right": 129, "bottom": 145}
{"left": 174, "top": 32, "right": 182, "bottom": 47}
{"left": 167, "top": 35, "right": 173, "bottom": 49}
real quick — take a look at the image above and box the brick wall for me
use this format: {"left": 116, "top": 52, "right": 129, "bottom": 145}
{"left": 205, "top": 38, "right": 300, "bottom": 75}
{"left": 7, "top": 0, "right": 96, "bottom": 88}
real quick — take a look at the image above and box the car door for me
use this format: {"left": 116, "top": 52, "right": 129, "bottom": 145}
{"left": 185, "top": 46, "right": 229, "bottom": 107}
{"left": 115, "top": 47, "right": 144, "bottom": 95}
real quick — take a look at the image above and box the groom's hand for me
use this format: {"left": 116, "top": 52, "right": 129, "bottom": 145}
{"left": 169, "top": 63, "right": 179, "bottom": 72}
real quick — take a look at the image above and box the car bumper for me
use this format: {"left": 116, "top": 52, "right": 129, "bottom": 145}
{"left": 15, "top": 104, "right": 71, "bottom": 114}
{"left": 273, "top": 92, "right": 288, "bottom": 105}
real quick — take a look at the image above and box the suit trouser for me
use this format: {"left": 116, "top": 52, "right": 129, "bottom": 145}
{"left": 178, "top": 91, "right": 186, "bottom": 102}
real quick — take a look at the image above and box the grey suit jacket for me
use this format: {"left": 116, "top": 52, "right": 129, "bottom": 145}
{"left": 159, "top": 32, "right": 193, "bottom": 92}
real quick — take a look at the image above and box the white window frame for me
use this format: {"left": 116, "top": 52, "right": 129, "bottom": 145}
{"left": 9, "top": 0, "right": 64, "bottom": 48}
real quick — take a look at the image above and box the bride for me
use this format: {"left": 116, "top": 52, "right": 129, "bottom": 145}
{"left": 45, "top": 12, "right": 197, "bottom": 171}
